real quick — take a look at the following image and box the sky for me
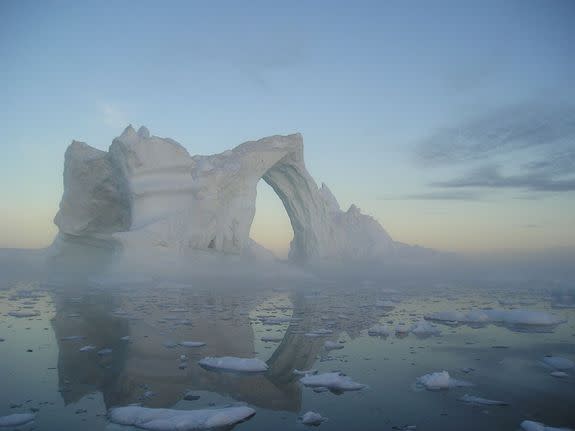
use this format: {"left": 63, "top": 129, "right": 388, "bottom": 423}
{"left": 1, "top": 0, "right": 574, "bottom": 257}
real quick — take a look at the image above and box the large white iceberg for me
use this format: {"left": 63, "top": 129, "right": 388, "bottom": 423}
{"left": 108, "top": 405, "right": 255, "bottom": 430}
{"left": 52, "top": 125, "right": 434, "bottom": 265}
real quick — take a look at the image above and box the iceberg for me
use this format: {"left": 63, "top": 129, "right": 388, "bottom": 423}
{"left": 108, "top": 405, "right": 256, "bottom": 430}
{"left": 179, "top": 341, "right": 206, "bottom": 348}
{"left": 367, "top": 325, "right": 391, "bottom": 337}
{"left": 198, "top": 356, "right": 268, "bottom": 373}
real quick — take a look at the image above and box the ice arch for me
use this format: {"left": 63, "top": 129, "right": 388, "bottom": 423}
{"left": 54, "top": 126, "right": 398, "bottom": 264}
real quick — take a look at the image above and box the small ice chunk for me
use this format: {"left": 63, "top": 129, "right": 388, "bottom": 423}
{"left": 121, "top": 336, "right": 131, "bottom": 341}
{"left": 300, "top": 411, "right": 327, "bottom": 426}
{"left": 300, "top": 372, "right": 366, "bottom": 392}
{"left": 293, "top": 369, "right": 317, "bottom": 376}
{"left": 108, "top": 405, "right": 256, "bottom": 430}
{"left": 8, "top": 310, "right": 39, "bottom": 318}
{"left": 542, "top": 356, "right": 574, "bottom": 370}
{"left": 416, "top": 371, "right": 473, "bottom": 390}
{"left": 198, "top": 356, "right": 268, "bottom": 373}
{"left": 368, "top": 325, "right": 390, "bottom": 337}
{"left": 520, "top": 420, "right": 573, "bottom": 431}
{"left": 324, "top": 341, "right": 344, "bottom": 351}
{"left": 550, "top": 371, "right": 568, "bottom": 378}
{"left": 458, "top": 394, "right": 508, "bottom": 406}
{"left": 179, "top": 341, "right": 206, "bottom": 348}
{"left": 0, "top": 413, "right": 35, "bottom": 427}
{"left": 410, "top": 320, "right": 440, "bottom": 336}
{"left": 97, "top": 348, "right": 113, "bottom": 356}
{"left": 79, "top": 345, "right": 96, "bottom": 352}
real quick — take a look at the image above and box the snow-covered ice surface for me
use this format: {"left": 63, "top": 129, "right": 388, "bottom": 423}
{"left": 0, "top": 273, "right": 574, "bottom": 431}
{"left": 108, "top": 405, "right": 256, "bottom": 430}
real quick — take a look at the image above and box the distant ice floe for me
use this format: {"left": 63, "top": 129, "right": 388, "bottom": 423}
{"left": 293, "top": 369, "right": 317, "bottom": 376}
{"left": 416, "top": 371, "right": 473, "bottom": 390}
{"left": 520, "top": 420, "right": 573, "bottom": 431}
{"left": 542, "top": 356, "right": 574, "bottom": 371}
{"left": 324, "top": 340, "right": 344, "bottom": 351}
{"left": 300, "top": 372, "right": 366, "bottom": 392}
{"left": 410, "top": 320, "right": 441, "bottom": 337}
{"left": 7, "top": 310, "right": 39, "bottom": 318}
{"left": 0, "top": 413, "right": 35, "bottom": 427}
{"left": 107, "top": 405, "right": 256, "bottom": 430}
{"left": 368, "top": 325, "right": 391, "bottom": 337}
{"left": 79, "top": 345, "right": 96, "bottom": 352}
{"left": 425, "top": 309, "right": 565, "bottom": 327}
{"left": 458, "top": 394, "right": 508, "bottom": 406}
{"left": 300, "top": 411, "right": 327, "bottom": 426}
{"left": 198, "top": 356, "right": 268, "bottom": 373}
{"left": 260, "top": 336, "right": 283, "bottom": 342}
{"left": 179, "top": 341, "right": 206, "bottom": 348}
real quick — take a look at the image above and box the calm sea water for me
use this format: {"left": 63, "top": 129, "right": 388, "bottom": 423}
{"left": 1, "top": 278, "right": 574, "bottom": 430}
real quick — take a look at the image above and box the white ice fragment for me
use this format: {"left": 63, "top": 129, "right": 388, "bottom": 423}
{"left": 79, "top": 345, "right": 96, "bottom": 352}
{"left": 300, "top": 411, "right": 327, "bottom": 426}
{"left": 426, "top": 309, "right": 564, "bottom": 326}
{"left": 458, "top": 394, "right": 508, "bottom": 406}
{"left": 108, "top": 405, "right": 256, "bottom": 430}
{"left": 550, "top": 371, "right": 568, "bottom": 378}
{"left": 542, "top": 356, "right": 574, "bottom": 370}
{"left": 410, "top": 320, "right": 440, "bottom": 336}
{"left": 520, "top": 420, "right": 573, "bottom": 431}
{"left": 7, "top": 310, "right": 39, "bottom": 318}
{"left": 198, "top": 356, "right": 268, "bottom": 373}
{"left": 416, "top": 371, "right": 473, "bottom": 390}
{"left": 179, "top": 341, "right": 206, "bottom": 348}
{"left": 368, "top": 325, "right": 390, "bottom": 337}
{"left": 0, "top": 413, "right": 35, "bottom": 427}
{"left": 293, "top": 369, "right": 317, "bottom": 376}
{"left": 97, "top": 348, "right": 113, "bottom": 356}
{"left": 300, "top": 372, "right": 366, "bottom": 392}
{"left": 324, "top": 341, "right": 344, "bottom": 351}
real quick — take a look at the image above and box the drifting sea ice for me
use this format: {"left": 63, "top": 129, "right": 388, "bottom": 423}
{"left": 0, "top": 413, "right": 35, "bottom": 427}
{"left": 367, "top": 325, "right": 391, "bottom": 337}
{"left": 107, "top": 405, "right": 256, "bottom": 431}
{"left": 410, "top": 320, "right": 441, "bottom": 336}
{"left": 179, "top": 341, "right": 206, "bottom": 348}
{"left": 7, "top": 310, "right": 39, "bottom": 318}
{"left": 300, "top": 411, "right": 327, "bottom": 426}
{"left": 324, "top": 340, "right": 344, "bottom": 350}
{"left": 520, "top": 420, "right": 573, "bottom": 431}
{"left": 542, "top": 356, "right": 574, "bottom": 370}
{"left": 416, "top": 371, "right": 473, "bottom": 390}
{"left": 198, "top": 356, "right": 268, "bottom": 373}
{"left": 425, "top": 309, "right": 564, "bottom": 326}
{"left": 300, "top": 372, "right": 366, "bottom": 392}
{"left": 79, "top": 345, "right": 96, "bottom": 352}
{"left": 458, "top": 394, "right": 508, "bottom": 406}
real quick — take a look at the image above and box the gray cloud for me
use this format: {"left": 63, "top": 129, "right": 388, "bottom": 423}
{"left": 416, "top": 102, "right": 575, "bottom": 166}
{"left": 434, "top": 164, "right": 575, "bottom": 192}
{"left": 380, "top": 190, "right": 485, "bottom": 201}
{"left": 416, "top": 101, "right": 575, "bottom": 194}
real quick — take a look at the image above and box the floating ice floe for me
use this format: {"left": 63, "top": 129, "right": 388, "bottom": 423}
{"left": 416, "top": 371, "right": 473, "bottom": 390}
{"left": 179, "top": 341, "right": 206, "bottom": 348}
{"left": 300, "top": 411, "right": 327, "bottom": 426}
{"left": 108, "top": 405, "right": 256, "bottom": 430}
{"left": 198, "top": 356, "right": 268, "bottom": 373}
{"left": 324, "top": 341, "right": 344, "bottom": 351}
{"left": 410, "top": 320, "right": 440, "bottom": 337}
{"left": 61, "top": 335, "right": 86, "bottom": 341}
{"left": 520, "top": 420, "right": 573, "bottom": 431}
{"left": 458, "top": 394, "right": 508, "bottom": 406}
{"left": 368, "top": 325, "right": 391, "bottom": 337}
{"left": 97, "top": 348, "right": 113, "bottom": 356}
{"left": 7, "top": 310, "right": 39, "bottom": 318}
{"left": 550, "top": 371, "right": 568, "bottom": 378}
{"left": 293, "top": 368, "right": 318, "bottom": 376}
{"left": 300, "top": 372, "right": 366, "bottom": 392}
{"left": 425, "top": 309, "right": 565, "bottom": 326}
{"left": 375, "top": 300, "right": 396, "bottom": 309}
{"left": 79, "top": 345, "right": 96, "bottom": 352}
{"left": 0, "top": 413, "right": 35, "bottom": 427}
{"left": 542, "top": 356, "right": 574, "bottom": 370}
